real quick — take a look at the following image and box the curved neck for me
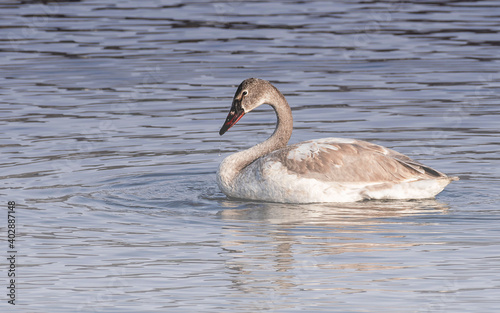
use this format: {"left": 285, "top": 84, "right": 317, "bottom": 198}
{"left": 218, "top": 91, "right": 293, "bottom": 189}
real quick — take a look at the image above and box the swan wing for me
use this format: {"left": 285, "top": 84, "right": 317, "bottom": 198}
{"left": 266, "top": 138, "right": 450, "bottom": 183}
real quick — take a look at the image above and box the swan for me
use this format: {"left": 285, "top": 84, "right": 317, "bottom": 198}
{"left": 217, "top": 78, "right": 458, "bottom": 203}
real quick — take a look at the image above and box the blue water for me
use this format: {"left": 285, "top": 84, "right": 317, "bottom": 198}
{"left": 1, "top": 0, "right": 500, "bottom": 312}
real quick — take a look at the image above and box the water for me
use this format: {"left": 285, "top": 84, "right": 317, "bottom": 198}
{"left": 1, "top": 0, "right": 500, "bottom": 312}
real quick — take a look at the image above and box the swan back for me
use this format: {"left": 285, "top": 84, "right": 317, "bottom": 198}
{"left": 269, "top": 138, "right": 450, "bottom": 183}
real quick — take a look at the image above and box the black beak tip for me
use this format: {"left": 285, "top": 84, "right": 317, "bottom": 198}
{"left": 219, "top": 123, "right": 230, "bottom": 136}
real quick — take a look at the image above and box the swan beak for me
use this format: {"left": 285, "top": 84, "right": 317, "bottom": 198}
{"left": 219, "top": 99, "right": 245, "bottom": 135}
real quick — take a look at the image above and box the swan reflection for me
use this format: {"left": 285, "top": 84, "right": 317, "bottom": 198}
{"left": 217, "top": 200, "right": 450, "bottom": 310}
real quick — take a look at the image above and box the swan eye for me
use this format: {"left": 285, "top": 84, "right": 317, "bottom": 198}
{"left": 242, "top": 90, "right": 248, "bottom": 96}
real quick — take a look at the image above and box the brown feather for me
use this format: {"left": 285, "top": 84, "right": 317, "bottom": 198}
{"left": 266, "top": 138, "right": 447, "bottom": 183}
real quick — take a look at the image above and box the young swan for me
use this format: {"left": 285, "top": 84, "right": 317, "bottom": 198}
{"left": 217, "top": 78, "right": 458, "bottom": 203}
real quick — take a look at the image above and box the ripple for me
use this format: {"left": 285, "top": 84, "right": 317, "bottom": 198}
{"left": 2, "top": 1, "right": 500, "bottom": 312}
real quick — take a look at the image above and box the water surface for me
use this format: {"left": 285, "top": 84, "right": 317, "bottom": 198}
{"left": 1, "top": 0, "right": 500, "bottom": 312}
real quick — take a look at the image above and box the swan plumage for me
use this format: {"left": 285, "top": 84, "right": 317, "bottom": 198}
{"left": 217, "top": 78, "right": 457, "bottom": 203}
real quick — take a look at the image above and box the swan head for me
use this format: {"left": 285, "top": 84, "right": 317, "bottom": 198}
{"left": 219, "top": 78, "right": 278, "bottom": 135}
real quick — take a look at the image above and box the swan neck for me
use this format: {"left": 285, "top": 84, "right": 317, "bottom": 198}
{"left": 218, "top": 91, "right": 293, "bottom": 190}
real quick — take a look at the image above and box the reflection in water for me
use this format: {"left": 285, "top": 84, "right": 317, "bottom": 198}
{"left": 218, "top": 200, "right": 450, "bottom": 310}
{"left": 219, "top": 199, "right": 449, "bottom": 224}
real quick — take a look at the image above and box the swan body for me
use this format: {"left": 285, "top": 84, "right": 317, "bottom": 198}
{"left": 217, "top": 78, "right": 457, "bottom": 203}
